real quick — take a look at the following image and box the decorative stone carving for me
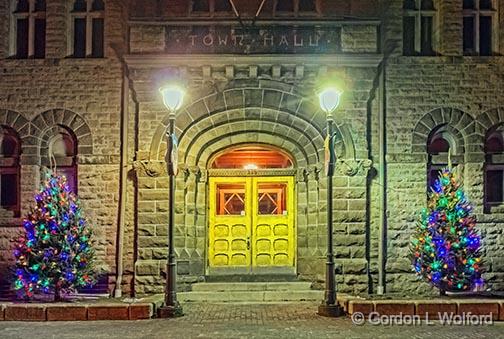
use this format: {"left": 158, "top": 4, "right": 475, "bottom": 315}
{"left": 199, "top": 169, "right": 208, "bottom": 183}
{"left": 297, "top": 168, "right": 308, "bottom": 183}
{"left": 307, "top": 165, "right": 321, "bottom": 181}
{"left": 207, "top": 169, "right": 297, "bottom": 177}
{"left": 336, "top": 159, "right": 373, "bottom": 177}
{"left": 133, "top": 160, "right": 165, "bottom": 177}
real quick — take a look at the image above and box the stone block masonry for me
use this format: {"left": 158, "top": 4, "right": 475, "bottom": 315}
{"left": 1, "top": 0, "right": 504, "bottom": 300}
{"left": 0, "top": 0, "right": 128, "bottom": 295}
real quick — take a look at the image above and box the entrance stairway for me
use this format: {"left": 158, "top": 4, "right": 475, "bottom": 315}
{"left": 178, "top": 282, "right": 323, "bottom": 302}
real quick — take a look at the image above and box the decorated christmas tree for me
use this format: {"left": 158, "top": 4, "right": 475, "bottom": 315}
{"left": 13, "top": 170, "right": 95, "bottom": 301}
{"left": 411, "top": 167, "right": 483, "bottom": 293}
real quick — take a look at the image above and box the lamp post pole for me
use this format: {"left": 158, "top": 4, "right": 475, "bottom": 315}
{"left": 168, "top": 114, "right": 180, "bottom": 307}
{"left": 158, "top": 85, "right": 185, "bottom": 318}
{"left": 325, "top": 114, "right": 336, "bottom": 306}
{"left": 317, "top": 88, "right": 344, "bottom": 317}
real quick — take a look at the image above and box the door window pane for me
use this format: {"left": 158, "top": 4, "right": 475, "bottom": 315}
{"left": 211, "top": 146, "right": 293, "bottom": 169}
{"left": 258, "top": 183, "right": 287, "bottom": 215}
{"left": 217, "top": 183, "right": 245, "bottom": 215}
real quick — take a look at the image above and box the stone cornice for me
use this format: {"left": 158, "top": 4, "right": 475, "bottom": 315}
{"left": 124, "top": 54, "right": 384, "bottom": 68}
{"left": 128, "top": 19, "right": 382, "bottom": 27}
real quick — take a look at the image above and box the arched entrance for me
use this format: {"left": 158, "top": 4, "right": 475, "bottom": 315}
{"left": 207, "top": 145, "right": 296, "bottom": 276}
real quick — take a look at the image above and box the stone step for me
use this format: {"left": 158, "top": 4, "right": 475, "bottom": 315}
{"left": 191, "top": 282, "right": 312, "bottom": 292}
{"left": 178, "top": 290, "right": 323, "bottom": 302}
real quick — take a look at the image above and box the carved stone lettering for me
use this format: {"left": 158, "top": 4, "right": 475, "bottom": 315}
{"left": 165, "top": 26, "right": 342, "bottom": 54}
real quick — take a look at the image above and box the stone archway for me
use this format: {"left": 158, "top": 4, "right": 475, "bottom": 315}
{"left": 31, "top": 109, "right": 94, "bottom": 164}
{"left": 148, "top": 82, "right": 355, "bottom": 166}
{"left": 411, "top": 107, "right": 474, "bottom": 156}
{"left": 134, "top": 81, "right": 366, "bottom": 292}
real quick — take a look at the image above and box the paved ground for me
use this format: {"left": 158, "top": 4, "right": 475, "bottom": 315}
{"left": 1, "top": 302, "right": 504, "bottom": 339}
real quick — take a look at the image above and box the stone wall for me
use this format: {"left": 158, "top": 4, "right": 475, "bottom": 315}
{"left": 382, "top": 0, "right": 504, "bottom": 294}
{"left": 1, "top": 0, "right": 504, "bottom": 299}
{"left": 128, "top": 58, "right": 377, "bottom": 294}
{"left": 129, "top": 0, "right": 381, "bottom": 18}
{"left": 0, "top": 0, "right": 128, "bottom": 296}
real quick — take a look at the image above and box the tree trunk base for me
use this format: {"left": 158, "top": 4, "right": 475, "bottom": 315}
{"left": 54, "top": 288, "right": 62, "bottom": 302}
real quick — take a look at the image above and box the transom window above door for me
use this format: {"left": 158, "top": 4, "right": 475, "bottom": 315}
{"left": 211, "top": 145, "right": 293, "bottom": 169}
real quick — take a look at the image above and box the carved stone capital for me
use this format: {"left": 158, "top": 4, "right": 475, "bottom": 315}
{"left": 307, "top": 165, "right": 321, "bottom": 181}
{"left": 296, "top": 168, "right": 308, "bottom": 183}
{"left": 199, "top": 169, "right": 208, "bottom": 183}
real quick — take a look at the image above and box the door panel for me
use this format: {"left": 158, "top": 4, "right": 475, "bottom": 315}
{"left": 209, "top": 178, "right": 251, "bottom": 268}
{"left": 208, "top": 176, "right": 295, "bottom": 273}
{"left": 252, "top": 177, "right": 295, "bottom": 269}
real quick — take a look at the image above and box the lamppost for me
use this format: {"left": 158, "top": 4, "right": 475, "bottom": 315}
{"left": 317, "top": 87, "right": 344, "bottom": 317}
{"left": 158, "top": 84, "right": 185, "bottom": 318}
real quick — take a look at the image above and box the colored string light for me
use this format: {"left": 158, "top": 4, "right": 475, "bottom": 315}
{"left": 410, "top": 168, "right": 483, "bottom": 292}
{"left": 13, "top": 170, "right": 96, "bottom": 300}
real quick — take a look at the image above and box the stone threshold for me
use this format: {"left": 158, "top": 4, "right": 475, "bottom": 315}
{"left": 338, "top": 296, "right": 504, "bottom": 321}
{"left": 0, "top": 302, "right": 153, "bottom": 321}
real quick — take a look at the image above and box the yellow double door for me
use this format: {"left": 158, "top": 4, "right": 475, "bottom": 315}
{"left": 208, "top": 176, "right": 295, "bottom": 274}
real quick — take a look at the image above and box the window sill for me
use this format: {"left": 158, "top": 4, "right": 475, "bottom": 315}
{"left": 0, "top": 208, "right": 21, "bottom": 224}
{"left": 395, "top": 55, "right": 503, "bottom": 64}
{"left": 484, "top": 203, "right": 504, "bottom": 214}
{"left": 68, "top": 56, "right": 106, "bottom": 59}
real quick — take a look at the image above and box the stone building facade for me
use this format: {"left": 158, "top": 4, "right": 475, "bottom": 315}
{"left": 0, "top": 0, "right": 503, "bottom": 298}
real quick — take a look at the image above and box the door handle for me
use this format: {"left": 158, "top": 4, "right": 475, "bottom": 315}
{"left": 247, "top": 237, "right": 250, "bottom": 250}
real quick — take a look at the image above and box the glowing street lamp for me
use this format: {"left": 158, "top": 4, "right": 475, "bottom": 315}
{"left": 318, "top": 88, "right": 342, "bottom": 116}
{"left": 158, "top": 84, "right": 185, "bottom": 318}
{"left": 317, "top": 87, "right": 344, "bottom": 318}
{"left": 160, "top": 85, "right": 185, "bottom": 112}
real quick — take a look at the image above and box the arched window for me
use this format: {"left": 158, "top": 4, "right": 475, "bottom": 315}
{"left": 50, "top": 127, "right": 78, "bottom": 193}
{"left": 211, "top": 145, "right": 293, "bottom": 169}
{"left": 0, "top": 127, "right": 21, "bottom": 216}
{"left": 484, "top": 127, "right": 504, "bottom": 209}
{"left": 70, "top": 0, "right": 105, "bottom": 58}
{"left": 11, "top": 0, "right": 46, "bottom": 58}
{"left": 427, "top": 128, "right": 456, "bottom": 190}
